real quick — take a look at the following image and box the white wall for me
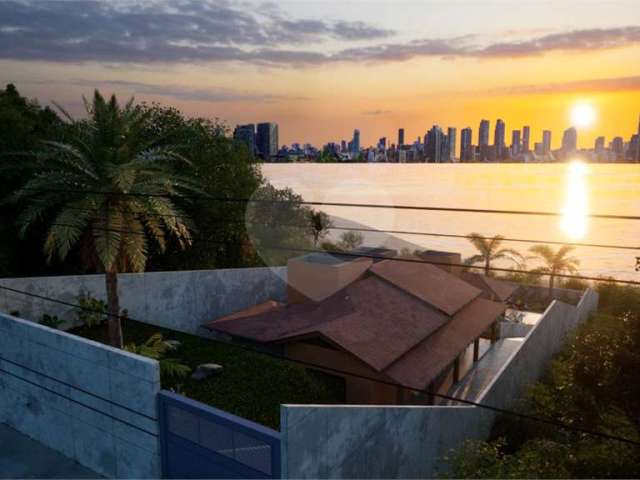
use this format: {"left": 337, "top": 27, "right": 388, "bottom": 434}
{"left": 280, "top": 289, "right": 599, "bottom": 479}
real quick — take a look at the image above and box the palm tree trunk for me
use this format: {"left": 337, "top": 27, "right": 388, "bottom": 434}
{"left": 548, "top": 272, "right": 556, "bottom": 298}
{"left": 105, "top": 269, "right": 123, "bottom": 348}
{"left": 485, "top": 258, "right": 490, "bottom": 276}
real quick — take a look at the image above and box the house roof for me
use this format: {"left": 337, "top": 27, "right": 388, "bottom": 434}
{"left": 370, "top": 260, "right": 481, "bottom": 316}
{"left": 205, "top": 256, "right": 507, "bottom": 389}
{"left": 460, "top": 273, "right": 518, "bottom": 303}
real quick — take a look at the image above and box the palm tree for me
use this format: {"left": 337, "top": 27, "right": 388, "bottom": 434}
{"left": 464, "top": 233, "right": 522, "bottom": 276}
{"left": 10, "top": 91, "right": 199, "bottom": 348}
{"left": 529, "top": 245, "right": 580, "bottom": 294}
{"left": 308, "top": 210, "right": 332, "bottom": 247}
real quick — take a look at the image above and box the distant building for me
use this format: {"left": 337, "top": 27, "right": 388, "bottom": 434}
{"left": 534, "top": 142, "right": 544, "bottom": 155}
{"left": 479, "top": 120, "right": 490, "bottom": 147}
{"left": 542, "top": 130, "right": 552, "bottom": 155}
{"left": 611, "top": 136, "right": 624, "bottom": 160}
{"left": 447, "top": 127, "right": 457, "bottom": 161}
{"left": 635, "top": 114, "right": 640, "bottom": 161}
{"left": 562, "top": 127, "right": 577, "bottom": 152}
{"left": 522, "top": 126, "right": 531, "bottom": 153}
{"left": 479, "top": 120, "right": 490, "bottom": 161}
{"left": 233, "top": 124, "right": 256, "bottom": 157}
{"left": 494, "top": 119, "right": 506, "bottom": 159}
{"left": 460, "top": 128, "right": 473, "bottom": 162}
{"left": 594, "top": 136, "right": 605, "bottom": 151}
{"left": 425, "top": 125, "right": 444, "bottom": 163}
{"left": 352, "top": 129, "right": 361, "bottom": 154}
{"left": 379, "top": 137, "right": 387, "bottom": 150}
{"left": 398, "top": 128, "right": 405, "bottom": 147}
{"left": 256, "top": 122, "right": 279, "bottom": 159}
{"left": 511, "top": 130, "right": 521, "bottom": 156}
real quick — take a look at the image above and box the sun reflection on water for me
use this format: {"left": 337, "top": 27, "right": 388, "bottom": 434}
{"left": 560, "top": 161, "right": 589, "bottom": 239}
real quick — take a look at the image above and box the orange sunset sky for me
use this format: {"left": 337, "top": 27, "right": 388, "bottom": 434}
{"left": 1, "top": 0, "right": 639, "bottom": 148}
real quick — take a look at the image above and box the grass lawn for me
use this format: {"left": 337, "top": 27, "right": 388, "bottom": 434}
{"left": 72, "top": 319, "right": 344, "bottom": 430}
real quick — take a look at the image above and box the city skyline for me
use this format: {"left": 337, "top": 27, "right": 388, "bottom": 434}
{"left": 1, "top": 1, "right": 639, "bottom": 147}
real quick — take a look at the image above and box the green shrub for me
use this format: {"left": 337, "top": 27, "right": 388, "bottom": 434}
{"left": 124, "top": 333, "right": 191, "bottom": 380}
{"left": 75, "top": 290, "right": 107, "bottom": 327}
{"left": 39, "top": 314, "right": 64, "bottom": 329}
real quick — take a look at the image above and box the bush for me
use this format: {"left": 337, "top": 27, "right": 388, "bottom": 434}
{"left": 74, "top": 290, "right": 107, "bottom": 327}
{"left": 39, "top": 314, "right": 64, "bottom": 329}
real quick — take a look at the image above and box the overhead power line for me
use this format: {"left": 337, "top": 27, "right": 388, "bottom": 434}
{"left": 0, "top": 283, "right": 639, "bottom": 447}
{"left": 20, "top": 187, "right": 640, "bottom": 221}
{"left": 51, "top": 207, "right": 640, "bottom": 252}
{"left": 48, "top": 222, "right": 640, "bottom": 286}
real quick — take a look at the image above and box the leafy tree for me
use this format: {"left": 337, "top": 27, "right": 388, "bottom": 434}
{"left": 337, "top": 231, "right": 364, "bottom": 251}
{"left": 308, "top": 210, "right": 333, "bottom": 247}
{"left": 245, "top": 184, "right": 315, "bottom": 266}
{"left": 0, "top": 84, "right": 63, "bottom": 276}
{"left": 529, "top": 245, "right": 580, "bottom": 294}
{"left": 464, "top": 233, "right": 522, "bottom": 276}
{"left": 9, "top": 91, "right": 199, "bottom": 347}
{"left": 135, "top": 103, "right": 263, "bottom": 271}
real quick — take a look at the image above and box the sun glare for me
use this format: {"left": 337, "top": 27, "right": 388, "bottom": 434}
{"left": 570, "top": 102, "right": 597, "bottom": 129}
{"left": 560, "top": 161, "right": 589, "bottom": 239}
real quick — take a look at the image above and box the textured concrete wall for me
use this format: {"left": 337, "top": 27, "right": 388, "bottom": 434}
{"left": 0, "top": 267, "right": 287, "bottom": 335}
{"left": 0, "top": 312, "right": 161, "bottom": 478}
{"left": 281, "top": 288, "right": 599, "bottom": 479}
{"left": 499, "top": 321, "right": 533, "bottom": 338}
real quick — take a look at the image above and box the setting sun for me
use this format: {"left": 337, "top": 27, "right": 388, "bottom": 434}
{"left": 570, "top": 102, "right": 597, "bottom": 130}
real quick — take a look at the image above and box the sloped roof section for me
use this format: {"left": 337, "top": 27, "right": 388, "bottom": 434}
{"left": 370, "top": 259, "right": 481, "bottom": 315}
{"left": 384, "top": 298, "right": 506, "bottom": 390}
{"left": 276, "top": 276, "right": 450, "bottom": 372}
{"left": 461, "top": 273, "right": 518, "bottom": 303}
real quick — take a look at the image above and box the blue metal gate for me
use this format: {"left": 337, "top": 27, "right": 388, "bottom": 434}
{"left": 158, "top": 390, "right": 281, "bottom": 479}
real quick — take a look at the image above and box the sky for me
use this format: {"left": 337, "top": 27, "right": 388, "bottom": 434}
{"left": 1, "top": 0, "right": 640, "bottom": 148}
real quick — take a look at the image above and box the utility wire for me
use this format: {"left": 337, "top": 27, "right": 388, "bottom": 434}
{"left": 0, "top": 283, "right": 639, "bottom": 447}
{"left": 48, "top": 222, "right": 640, "bottom": 286}
{"left": 52, "top": 206, "right": 640, "bottom": 252}
{"left": 19, "top": 187, "right": 640, "bottom": 221}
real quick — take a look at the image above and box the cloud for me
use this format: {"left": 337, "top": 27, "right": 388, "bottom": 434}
{"left": 0, "top": 0, "right": 393, "bottom": 63}
{"left": 25, "top": 78, "right": 311, "bottom": 103}
{"left": 0, "top": 1, "right": 638, "bottom": 66}
{"left": 362, "top": 109, "right": 392, "bottom": 115}
{"left": 486, "top": 75, "right": 640, "bottom": 95}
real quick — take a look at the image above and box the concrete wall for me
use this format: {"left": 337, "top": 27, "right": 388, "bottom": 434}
{"left": 0, "top": 312, "right": 161, "bottom": 478}
{"left": 280, "top": 288, "right": 599, "bottom": 479}
{"left": 0, "top": 267, "right": 287, "bottom": 335}
{"left": 499, "top": 321, "right": 533, "bottom": 338}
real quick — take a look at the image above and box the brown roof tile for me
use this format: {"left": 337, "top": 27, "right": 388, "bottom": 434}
{"left": 370, "top": 259, "right": 481, "bottom": 315}
{"left": 460, "top": 273, "right": 518, "bottom": 303}
{"left": 384, "top": 298, "right": 506, "bottom": 389}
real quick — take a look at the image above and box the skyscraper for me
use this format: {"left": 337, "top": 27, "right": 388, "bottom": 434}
{"left": 479, "top": 120, "right": 490, "bottom": 146}
{"left": 425, "top": 125, "right": 444, "bottom": 162}
{"left": 447, "top": 127, "right": 457, "bottom": 161}
{"left": 479, "top": 120, "right": 490, "bottom": 161}
{"left": 256, "top": 122, "right": 279, "bottom": 159}
{"left": 460, "top": 128, "right": 473, "bottom": 162}
{"left": 352, "top": 129, "right": 361, "bottom": 154}
{"left": 511, "top": 130, "right": 521, "bottom": 156}
{"left": 594, "top": 136, "right": 605, "bottom": 151}
{"left": 378, "top": 137, "right": 387, "bottom": 149}
{"left": 233, "top": 124, "right": 256, "bottom": 157}
{"left": 635, "top": 114, "right": 640, "bottom": 161}
{"left": 522, "top": 126, "right": 531, "bottom": 153}
{"left": 494, "top": 119, "right": 506, "bottom": 159}
{"left": 542, "top": 130, "right": 552, "bottom": 155}
{"left": 398, "top": 128, "right": 405, "bottom": 147}
{"left": 562, "top": 127, "right": 577, "bottom": 152}
{"left": 611, "top": 136, "right": 624, "bottom": 160}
